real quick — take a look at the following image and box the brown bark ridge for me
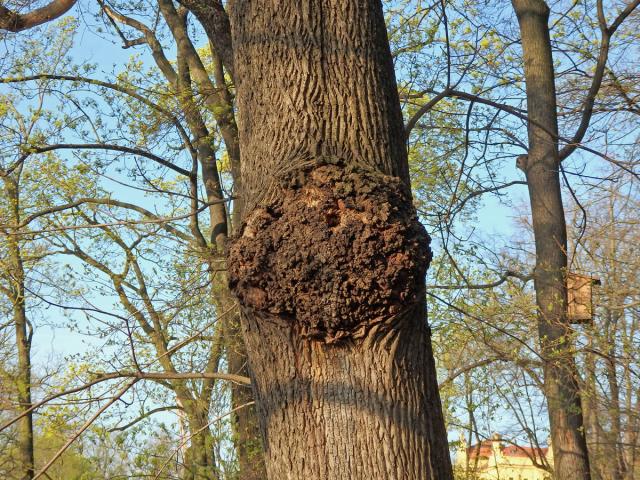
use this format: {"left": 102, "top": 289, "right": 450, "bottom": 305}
{"left": 511, "top": 1, "right": 591, "bottom": 479}
{"left": 227, "top": 1, "right": 453, "bottom": 478}
{"left": 0, "top": 0, "right": 76, "bottom": 32}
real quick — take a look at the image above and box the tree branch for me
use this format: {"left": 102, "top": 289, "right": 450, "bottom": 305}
{"left": 558, "top": 0, "right": 640, "bottom": 161}
{"left": 176, "top": 0, "right": 234, "bottom": 79}
{"left": 107, "top": 405, "right": 180, "bottom": 432}
{"left": 100, "top": 2, "right": 178, "bottom": 85}
{"left": 0, "top": 0, "right": 76, "bottom": 32}
{"left": 427, "top": 269, "right": 533, "bottom": 290}
{"left": 21, "top": 142, "right": 193, "bottom": 178}
{"left": 0, "top": 74, "right": 195, "bottom": 157}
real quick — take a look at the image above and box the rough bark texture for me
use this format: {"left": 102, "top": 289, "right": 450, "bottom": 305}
{"left": 229, "top": 162, "right": 431, "bottom": 342}
{"left": 512, "top": 1, "right": 592, "bottom": 479}
{"left": 228, "top": 1, "right": 453, "bottom": 478}
{"left": 230, "top": 0, "right": 409, "bottom": 214}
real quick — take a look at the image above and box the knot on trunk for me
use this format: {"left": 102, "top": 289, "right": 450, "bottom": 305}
{"left": 227, "top": 163, "right": 431, "bottom": 343}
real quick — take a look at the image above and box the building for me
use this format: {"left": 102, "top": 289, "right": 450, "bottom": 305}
{"left": 454, "top": 433, "right": 553, "bottom": 480}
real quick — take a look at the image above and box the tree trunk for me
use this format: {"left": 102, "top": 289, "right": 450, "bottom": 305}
{"left": 153, "top": 8, "right": 266, "bottom": 475}
{"left": 225, "top": 315, "right": 265, "bottom": 480}
{"left": 227, "top": 1, "right": 453, "bottom": 479}
{"left": 3, "top": 176, "right": 34, "bottom": 480}
{"left": 604, "top": 309, "right": 626, "bottom": 480}
{"left": 583, "top": 332, "right": 604, "bottom": 480}
{"left": 511, "top": 1, "right": 591, "bottom": 479}
{"left": 181, "top": 403, "right": 219, "bottom": 480}
{"left": 13, "top": 301, "right": 33, "bottom": 480}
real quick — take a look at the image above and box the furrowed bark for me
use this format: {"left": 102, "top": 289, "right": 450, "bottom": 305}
{"left": 512, "top": 1, "right": 591, "bottom": 478}
{"left": 227, "top": 1, "right": 452, "bottom": 479}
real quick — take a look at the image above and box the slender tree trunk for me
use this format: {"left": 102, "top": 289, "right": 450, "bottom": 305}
{"left": 227, "top": 1, "right": 452, "bottom": 478}
{"left": 582, "top": 343, "right": 603, "bottom": 480}
{"left": 13, "top": 301, "right": 33, "bottom": 480}
{"left": 181, "top": 402, "right": 219, "bottom": 480}
{"left": 511, "top": 1, "right": 591, "bottom": 479}
{"left": 604, "top": 309, "right": 626, "bottom": 480}
{"left": 2, "top": 176, "right": 34, "bottom": 480}
{"left": 153, "top": 8, "right": 266, "bottom": 474}
{"left": 171, "top": 11, "right": 266, "bottom": 474}
{"left": 225, "top": 316, "right": 265, "bottom": 480}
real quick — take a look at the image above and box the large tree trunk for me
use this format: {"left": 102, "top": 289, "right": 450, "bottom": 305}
{"left": 511, "top": 1, "right": 591, "bottom": 479}
{"left": 227, "top": 1, "right": 453, "bottom": 479}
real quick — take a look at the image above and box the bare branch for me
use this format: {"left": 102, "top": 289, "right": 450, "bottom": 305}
{"left": 107, "top": 405, "right": 180, "bottom": 432}
{"left": 3, "top": 199, "right": 232, "bottom": 237}
{"left": 0, "top": 0, "right": 76, "bottom": 32}
{"left": 20, "top": 142, "right": 193, "bottom": 178}
{"left": 427, "top": 269, "right": 533, "bottom": 290}
{"left": 558, "top": 0, "right": 640, "bottom": 161}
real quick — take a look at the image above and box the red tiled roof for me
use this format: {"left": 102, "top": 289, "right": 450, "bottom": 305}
{"left": 466, "top": 441, "right": 495, "bottom": 459}
{"left": 467, "top": 440, "right": 548, "bottom": 460}
{"left": 502, "top": 445, "right": 549, "bottom": 458}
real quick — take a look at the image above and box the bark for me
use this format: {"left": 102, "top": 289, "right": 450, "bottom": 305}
{"left": 214, "top": 282, "right": 266, "bottom": 480}
{"left": 156, "top": 0, "right": 241, "bottom": 192}
{"left": 511, "top": 1, "right": 591, "bottom": 479}
{"left": 583, "top": 335, "right": 604, "bottom": 480}
{"left": 13, "top": 301, "right": 33, "bottom": 480}
{"left": 0, "top": 0, "right": 76, "bottom": 32}
{"left": 225, "top": 314, "right": 265, "bottom": 480}
{"left": 227, "top": 1, "right": 452, "bottom": 479}
{"left": 132, "top": 5, "right": 263, "bottom": 474}
{"left": 177, "top": 0, "right": 234, "bottom": 79}
{"left": 2, "top": 176, "right": 34, "bottom": 480}
{"left": 180, "top": 398, "right": 219, "bottom": 480}
{"left": 604, "top": 309, "right": 626, "bottom": 480}
{"left": 161, "top": 3, "right": 228, "bottom": 251}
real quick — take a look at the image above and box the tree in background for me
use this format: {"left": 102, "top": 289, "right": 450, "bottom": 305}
{"left": 0, "top": 20, "right": 80, "bottom": 479}
{"left": 510, "top": 1, "right": 638, "bottom": 477}
{"left": 1, "top": 10, "right": 252, "bottom": 479}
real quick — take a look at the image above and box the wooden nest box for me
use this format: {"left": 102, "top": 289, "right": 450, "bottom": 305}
{"left": 567, "top": 272, "right": 601, "bottom": 324}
